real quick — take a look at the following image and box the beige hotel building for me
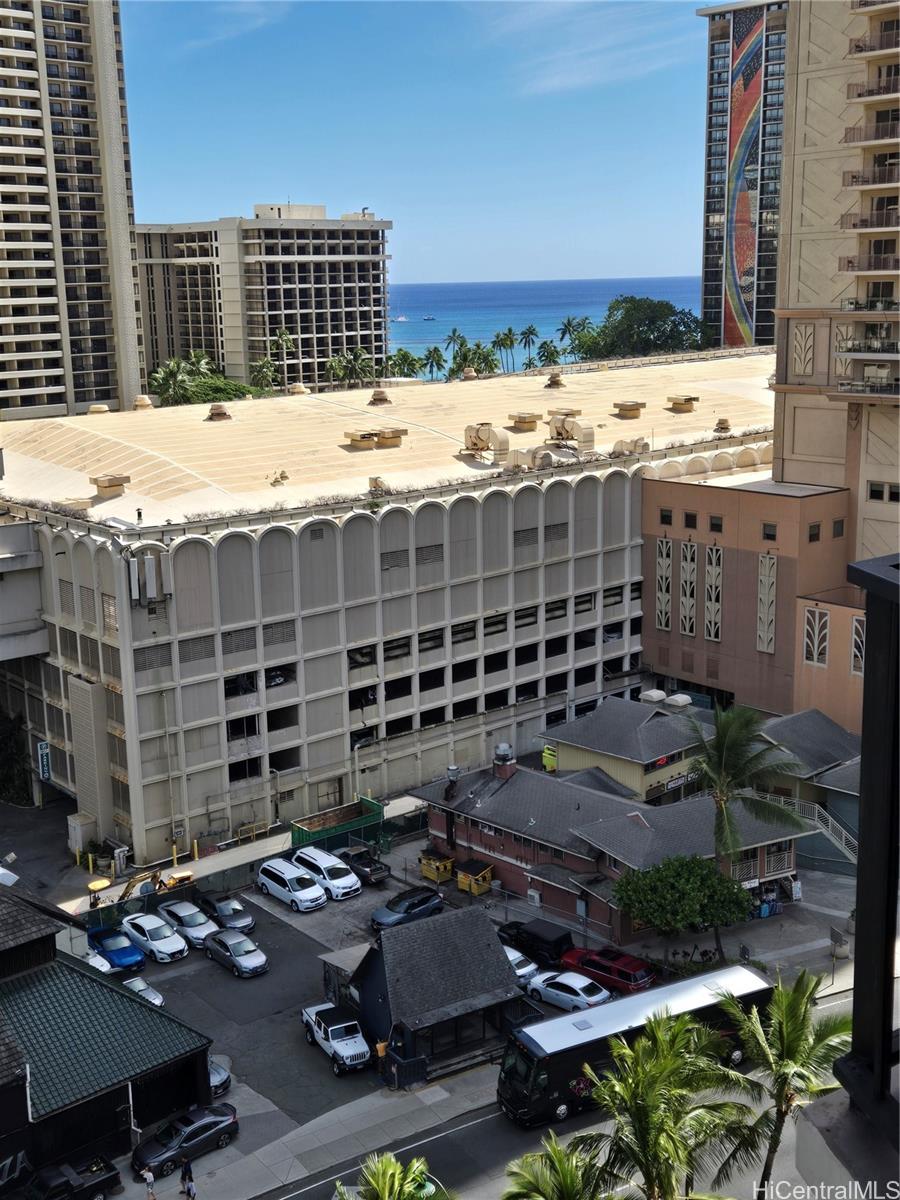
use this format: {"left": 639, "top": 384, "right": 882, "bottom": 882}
{"left": 0, "top": 0, "right": 141, "bottom": 419}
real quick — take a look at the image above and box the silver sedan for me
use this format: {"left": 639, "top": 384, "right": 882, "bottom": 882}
{"left": 204, "top": 928, "right": 269, "bottom": 978}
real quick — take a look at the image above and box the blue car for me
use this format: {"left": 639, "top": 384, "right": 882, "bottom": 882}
{"left": 89, "top": 926, "right": 146, "bottom": 972}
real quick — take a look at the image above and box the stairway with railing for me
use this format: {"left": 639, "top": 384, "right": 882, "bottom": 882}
{"left": 756, "top": 792, "right": 858, "bottom": 864}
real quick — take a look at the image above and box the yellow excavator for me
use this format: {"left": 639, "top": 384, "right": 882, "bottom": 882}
{"left": 116, "top": 868, "right": 194, "bottom": 903}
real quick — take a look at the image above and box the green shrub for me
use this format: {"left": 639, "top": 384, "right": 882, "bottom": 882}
{"left": 187, "top": 376, "right": 254, "bottom": 405}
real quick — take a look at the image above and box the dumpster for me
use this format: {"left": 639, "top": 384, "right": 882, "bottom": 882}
{"left": 457, "top": 858, "right": 492, "bottom": 896}
{"left": 419, "top": 852, "right": 454, "bottom": 883}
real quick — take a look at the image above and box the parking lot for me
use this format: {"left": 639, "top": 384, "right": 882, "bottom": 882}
{"left": 138, "top": 885, "right": 389, "bottom": 1126}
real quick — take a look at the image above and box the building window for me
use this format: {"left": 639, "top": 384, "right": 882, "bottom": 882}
{"left": 851, "top": 615, "right": 865, "bottom": 677}
{"left": 514, "top": 606, "right": 538, "bottom": 629}
{"left": 867, "top": 481, "right": 900, "bottom": 503}
{"left": 803, "top": 607, "right": 829, "bottom": 667}
{"left": 483, "top": 613, "right": 507, "bottom": 637}
{"left": 544, "top": 598, "right": 568, "bottom": 622}
{"left": 832, "top": 519, "right": 844, "bottom": 539}
{"left": 348, "top": 645, "right": 376, "bottom": 669}
{"left": 762, "top": 522, "right": 777, "bottom": 541}
{"left": 757, "top": 553, "right": 777, "bottom": 654}
{"left": 451, "top": 621, "right": 477, "bottom": 644}
{"left": 709, "top": 515, "right": 723, "bottom": 533}
{"left": 680, "top": 542, "right": 697, "bottom": 637}
{"left": 684, "top": 512, "right": 697, "bottom": 530}
{"left": 383, "top": 636, "right": 412, "bottom": 660}
{"left": 660, "top": 508, "right": 673, "bottom": 527}
{"left": 574, "top": 592, "right": 595, "bottom": 613}
{"left": 704, "top": 545, "right": 722, "bottom": 643}
{"left": 655, "top": 538, "right": 672, "bottom": 632}
{"left": 603, "top": 585, "right": 623, "bottom": 608}
{"left": 808, "top": 522, "right": 821, "bottom": 543}
{"left": 418, "top": 628, "right": 444, "bottom": 653}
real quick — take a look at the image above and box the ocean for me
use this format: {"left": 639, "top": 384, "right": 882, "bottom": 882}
{"left": 387, "top": 276, "right": 701, "bottom": 369}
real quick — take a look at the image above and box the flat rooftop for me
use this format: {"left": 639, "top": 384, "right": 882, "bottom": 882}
{"left": 0, "top": 353, "right": 775, "bottom": 526}
{"left": 678, "top": 470, "right": 843, "bottom": 496}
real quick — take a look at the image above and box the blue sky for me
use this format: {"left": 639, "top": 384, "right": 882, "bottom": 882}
{"left": 121, "top": 1, "right": 708, "bottom": 284}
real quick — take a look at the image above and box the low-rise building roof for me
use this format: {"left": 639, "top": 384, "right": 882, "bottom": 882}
{"left": 762, "top": 710, "right": 861, "bottom": 778}
{"left": 548, "top": 696, "right": 713, "bottom": 765}
{"left": 0, "top": 892, "right": 61, "bottom": 952}
{"left": 813, "top": 757, "right": 861, "bottom": 797}
{"left": 372, "top": 907, "right": 521, "bottom": 1029}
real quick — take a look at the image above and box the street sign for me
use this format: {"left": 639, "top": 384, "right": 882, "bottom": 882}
{"left": 37, "top": 741, "right": 50, "bottom": 782}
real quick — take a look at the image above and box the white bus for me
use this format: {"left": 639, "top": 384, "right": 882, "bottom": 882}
{"left": 497, "top": 964, "right": 771, "bottom": 1124}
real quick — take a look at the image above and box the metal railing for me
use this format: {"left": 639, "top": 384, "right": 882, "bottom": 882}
{"left": 839, "top": 211, "right": 899, "bottom": 230}
{"left": 848, "top": 31, "right": 900, "bottom": 53}
{"left": 834, "top": 378, "right": 899, "bottom": 395}
{"left": 763, "top": 850, "right": 793, "bottom": 876}
{"left": 850, "top": 0, "right": 894, "bottom": 8}
{"left": 731, "top": 859, "right": 758, "bottom": 883}
{"left": 834, "top": 338, "right": 899, "bottom": 353}
{"left": 843, "top": 166, "right": 899, "bottom": 186}
{"left": 840, "top": 297, "right": 900, "bottom": 312}
{"left": 839, "top": 255, "right": 900, "bottom": 272}
{"left": 756, "top": 793, "right": 858, "bottom": 864}
{"left": 847, "top": 79, "right": 900, "bottom": 98}
{"left": 843, "top": 121, "right": 899, "bottom": 142}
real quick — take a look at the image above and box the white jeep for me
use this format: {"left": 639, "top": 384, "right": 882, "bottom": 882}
{"left": 302, "top": 1002, "right": 371, "bottom": 1075}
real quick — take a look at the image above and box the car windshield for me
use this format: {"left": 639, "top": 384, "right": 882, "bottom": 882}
{"left": 230, "top": 938, "right": 256, "bottom": 956}
{"left": 179, "top": 910, "right": 206, "bottom": 927}
{"left": 127, "top": 979, "right": 148, "bottom": 992}
{"left": 633, "top": 968, "right": 652, "bottom": 982}
{"left": 509, "top": 952, "right": 530, "bottom": 970}
{"left": 154, "top": 1123, "right": 180, "bottom": 1147}
{"left": 218, "top": 899, "right": 244, "bottom": 915}
{"left": 325, "top": 865, "right": 353, "bottom": 880}
{"left": 289, "top": 874, "right": 316, "bottom": 892}
{"left": 333, "top": 1022, "right": 361, "bottom": 1040}
{"left": 146, "top": 924, "right": 171, "bottom": 942}
{"left": 582, "top": 981, "right": 604, "bottom": 997}
{"left": 388, "top": 893, "right": 421, "bottom": 913}
{"left": 104, "top": 934, "right": 131, "bottom": 950}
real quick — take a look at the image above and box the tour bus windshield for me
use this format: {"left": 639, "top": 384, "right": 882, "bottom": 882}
{"left": 500, "top": 1042, "right": 537, "bottom": 1092}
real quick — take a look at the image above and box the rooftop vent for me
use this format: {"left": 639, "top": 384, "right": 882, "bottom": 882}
{"left": 668, "top": 394, "right": 700, "bottom": 413}
{"left": 87, "top": 404, "right": 109, "bottom": 415}
{"left": 663, "top": 693, "right": 693, "bottom": 710}
{"left": 344, "top": 427, "right": 408, "bottom": 450}
{"left": 133, "top": 394, "right": 152, "bottom": 411}
{"left": 612, "top": 437, "right": 651, "bottom": 456}
{"left": 447, "top": 764, "right": 461, "bottom": 782}
{"left": 206, "top": 404, "right": 232, "bottom": 422}
{"left": 639, "top": 689, "right": 667, "bottom": 705}
{"left": 508, "top": 411, "right": 542, "bottom": 432}
{"left": 89, "top": 473, "right": 130, "bottom": 501}
{"left": 463, "top": 423, "right": 509, "bottom": 465}
{"left": 715, "top": 417, "right": 732, "bottom": 434}
{"left": 545, "top": 369, "right": 566, "bottom": 389}
{"left": 288, "top": 383, "right": 309, "bottom": 395}
{"left": 504, "top": 446, "right": 559, "bottom": 472}
{"left": 493, "top": 742, "right": 517, "bottom": 780}
{"left": 369, "top": 388, "right": 392, "bottom": 406}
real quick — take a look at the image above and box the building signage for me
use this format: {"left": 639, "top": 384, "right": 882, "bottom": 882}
{"left": 37, "top": 741, "right": 50, "bottom": 781}
{"left": 741, "top": 878, "right": 759, "bottom": 890}
{"left": 665, "top": 774, "right": 686, "bottom": 792}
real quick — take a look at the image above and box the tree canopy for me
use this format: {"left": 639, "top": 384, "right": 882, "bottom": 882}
{"left": 570, "top": 295, "right": 713, "bottom": 360}
{"left": 613, "top": 854, "right": 752, "bottom": 944}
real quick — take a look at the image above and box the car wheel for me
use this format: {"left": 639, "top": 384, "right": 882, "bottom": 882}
{"left": 290, "top": 899, "right": 299, "bottom": 912}
{"left": 259, "top": 884, "right": 269, "bottom": 896}
{"left": 205, "top": 950, "right": 213, "bottom": 959}
{"left": 90, "top": 1190, "right": 105, "bottom": 1200}
{"left": 216, "top": 1132, "right": 232, "bottom": 1149}
{"left": 160, "top": 1161, "right": 177, "bottom": 1177}
{"left": 529, "top": 988, "right": 541, "bottom": 1000}
{"left": 304, "top": 1024, "right": 315, "bottom": 1045}
{"left": 232, "top": 967, "right": 241, "bottom": 978}
{"left": 332, "top": 1057, "right": 343, "bottom": 1077}
{"left": 553, "top": 1103, "right": 569, "bottom": 1122}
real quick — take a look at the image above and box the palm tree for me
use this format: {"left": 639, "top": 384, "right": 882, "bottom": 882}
{"left": 249, "top": 357, "right": 277, "bottom": 390}
{"left": 557, "top": 315, "right": 579, "bottom": 346}
{"left": 150, "top": 358, "right": 194, "bottom": 406}
{"left": 519, "top": 324, "right": 539, "bottom": 361}
{"left": 491, "top": 331, "right": 508, "bottom": 372}
{"left": 444, "top": 326, "right": 463, "bottom": 354}
{"left": 574, "top": 1012, "right": 763, "bottom": 1200}
{"left": 523, "top": 355, "right": 538, "bottom": 370}
{"left": 325, "top": 354, "right": 348, "bottom": 389}
{"left": 503, "top": 326, "right": 518, "bottom": 372}
{"left": 422, "top": 345, "right": 446, "bottom": 381}
{"left": 502, "top": 1132, "right": 608, "bottom": 1200}
{"left": 685, "top": 705, "right": 805, "bottom": 862}
{"left": 343, "top": 346, "right": 375, "bottom": 387}
{"left": 471, "top": 341, "right": 500, "bottom": 375}
{"left": 335, "top": 1152, "right": 432, "bottom": 1200}
{"left": 719, "top": 972, "right": 852, "bottom": 1198}
{"left": 389, "top": 348, "right": 422, "bottom": 378}
{"left": 537, "top": 340, "right": 561, "bottom": 367}
{"left": 270, "top": 325, "right": 296, "bottom": 390}
{"left": 185, "top": 348, "right": 216, "bottom": 377}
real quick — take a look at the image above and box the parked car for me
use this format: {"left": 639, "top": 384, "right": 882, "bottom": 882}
{"left": 25, "top": 1154, "right": 120, "bottom": 1200}
{"left": 131, "top": 1104, "right": 239, "bottom": 1177}
{"left": 302, "top": 1003, "right": 371, "bottom": 1075}
{"left": 195, "top": 892, "right": 256, "bottom": 933}
{"left": 121, "top": 913, "right": 189, "bottom": 963}
{"left": 122, "top": 976, "right": 165, "bottom": 1007}
{"left": 204, "top": 928, "right": 269, "bottom": 978}
{"left": 371, "top": 885, "right": 443, "bottom": 931}
{"left": 527, "top": 970, "right": 612, "bottom": 1012}
{"left": 560, "top": 946, "right": 656, "bottom": 995}
{"left": 257, "top": 858, "right": 326, "bottom": 912}
{"left": 333, "top": 845, "right": 390, "bottom": 886}
{"left": 497, "top": 919, "right": 575, "bottom": 968}
{"left": 88, "top": 927, "right": 145, "bottom": 973}
{"left": 503, "top": 943, "right": 539, "bottom": 985}
{"left": 291, "top": 846, "right": 362, "bottom": 900}
{"left": 209, "top": 1057, "right": 231, "bottom": 1098}
{"left": 157, "top": 900, "right": 219, "bottom": 948}
{"left": 82, "top": 951, "right": 112, "bottom": 975}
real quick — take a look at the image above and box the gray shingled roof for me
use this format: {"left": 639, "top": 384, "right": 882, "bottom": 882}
{"left": 0, "top": 892, "right": 61, "bottom": 952}
{"left": 0, "top": 956, "right": 209, "bottom": 1117}
{"left": 575, "top": 794, "right": 817, "bottom": 870}
{"left": 412, "top": 767, "right": 625, "bottom": 854}
{"left": 562, "top": 767, "right": 638, "bottom": 799}
{"left": 549, "top": 697, "right": 713, "bottom": 764}
{"left": 0, "top": 1013, "right": 25, "bottom": 1089}
{"left": 762, "top": 710, "right": 860, "bottom": 778}
{"left": 814, "top": 757, "right": 861, "bottom": 797}
{"left": 375, "top": 907, "right": 521, "bottom": 1029}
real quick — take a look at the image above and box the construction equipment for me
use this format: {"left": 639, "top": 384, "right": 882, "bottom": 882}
{"left": 117, "top": 868, "right": 194, "bottom": 902}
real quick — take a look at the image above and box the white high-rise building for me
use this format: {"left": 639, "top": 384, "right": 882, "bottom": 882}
{"left": 0, "top": 0, "right": 141, "bottom": 418}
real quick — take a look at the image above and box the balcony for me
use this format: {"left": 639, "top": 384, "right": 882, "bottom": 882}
{"left": 850, "top": 0, "right": 899, "bottom": 8}
{"left": 762, "top": 849, "right": 793, "bottom": 878}
{"left": 839, "top": 211, "right": 899, "bottom": 230}
{"left": 840, "top": 297, "right": 900, "bottom": 312}
{"left": 842, "top": 121, "right": 899, "bottom": 144}
{"left": 847, "top": 80, "right": 900, "bottom": 100}
{"left": 731, "top": 859, "right": 758, "bottom": 884}
{"left": 843, "top": 167, "right": 900, "bottom": 188}
{"left": 835, "top": 338, "right": 899, "bottom": 354}
{"left": 848, "top": 31, "right": 900, "bottom": 54}
{"left": 839, "top": 254, "right": 900, "bottom": 272}
{"left": 833, "top": 378, "right": 900, "bottom": 396}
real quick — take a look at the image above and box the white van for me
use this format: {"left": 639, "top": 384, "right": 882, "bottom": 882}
{"left": 257, "top": 858, "right": 326, "bottom": 912}
{"left": 291, "top": 846, "right": 362, "bottom": 900}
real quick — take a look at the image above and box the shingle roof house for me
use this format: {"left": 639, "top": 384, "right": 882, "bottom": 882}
{"left": 549, "top": 696, "right": 714, "bottom": 763}
{"left": 761, "top": 710, "right": 861, "bottom": 778}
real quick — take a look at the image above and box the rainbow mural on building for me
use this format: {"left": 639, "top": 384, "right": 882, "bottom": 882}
{"left": 723, "top": 5, "right": 764, "bottom": 346}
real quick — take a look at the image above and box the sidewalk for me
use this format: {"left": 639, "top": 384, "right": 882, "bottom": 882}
{"left": 116, "top": 1061, "right": 499, "bottom": 1200}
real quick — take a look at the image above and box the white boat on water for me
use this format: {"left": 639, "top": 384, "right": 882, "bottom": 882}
{"left": 423, "top": 315, "right": 436, "bottom": 321}
{"left": 392, "top": 315, "right": 409, "bottom": 323}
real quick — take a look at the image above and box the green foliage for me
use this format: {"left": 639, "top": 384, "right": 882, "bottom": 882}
{"left": 573, "top": 1011, "right": 764, "bottom": 1200}
{"left": 613, "top": 854, "right": 752, "bottom": 939}
{"left": 519, "top": 324, "right": 539, "bottom": 359}
{"left": 537, "top": 340, "right": 561, "bottom": 366}
{"left": 718, "top": 972, "right": 852, "bottom": 1194}
{"left": 249, "top": 357, "right": 277, "bottom": 389}
{"left": 570, "top": 295, "right": 714, "bottom": 360}
{"left": 421, "top": 345, "right": 446, "bottom": 381}
{"left": 150, "top": 358, "right": 195, "bottom": 407}
{"left": 335, "top": 1152, "right": 449, "bottom": 1200}
{"left": 187, "top": 375, "right": 253, "bottom": 405}
{"left": 270, "top": 326, "right": 296, "bottom": 388}
{"left": 502, "top": 1132, "right": 608, "bottom": 1200}
{"left": 685, "top": 704, "right": 805, "bottom": 860}
{"left": 0, "top": 711, "right": 31, "bottom": 806}
{"left": 184, "top": 348, "right": 217, "bottom": 377}
{"left": 386, "top": 348, "right": 423, "bottom": 378}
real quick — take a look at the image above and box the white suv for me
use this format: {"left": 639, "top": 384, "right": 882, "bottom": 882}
{"left": 257, "top": 858, "right": 326, "bottom": 911}
{"left": 291, "top": 847, "right": 361, "bottom": 900}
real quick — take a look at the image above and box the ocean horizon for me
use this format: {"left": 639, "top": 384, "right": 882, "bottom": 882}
{"left": 387, "top": 275, "right": 701, "bottom": 369}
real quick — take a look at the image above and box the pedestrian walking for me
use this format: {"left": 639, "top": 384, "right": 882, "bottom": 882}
{"left": 140, "top": 1168, "right": 156, "bottom": 1200}
{"left": 178, "top": 1158, "right": 193, "bottom": 1194}
{"left": 185, "top": 1180, "right": 197, "bottom": 1200}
